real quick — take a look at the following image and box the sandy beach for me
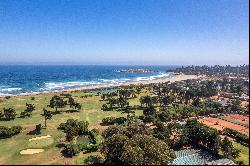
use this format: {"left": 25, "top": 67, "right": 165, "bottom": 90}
{"left": 0, "top": 74, "right": 204, "bottom": 97}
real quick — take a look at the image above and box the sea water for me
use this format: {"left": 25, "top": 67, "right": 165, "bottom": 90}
{"left": 0, "top": 65, "right": 178, "bottom": 95}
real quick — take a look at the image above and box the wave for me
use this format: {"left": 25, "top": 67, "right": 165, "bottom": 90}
{"left": 44, "top": 81, "right": 105, "bottom": 90}
{"left": 0, "top": 87, "right": 22, "bottom": 92}
{"left": 43, "top": 72, "right": 171, "bottom": 91}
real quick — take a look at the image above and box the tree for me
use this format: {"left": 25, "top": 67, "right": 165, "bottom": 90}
{"left": 101, "top": 134, "right": 176, "bottom": 165}
{"left": 221, "top": 137, "right": 240, "bottom": 159}
{"left": 143, "top": 106, "right": 156, "bottom": 116}
{"left": 117, "top": 97, "right": 128, "bottom": 108}
{"left": 48, "top": 95, "right": 65, "bottom": 112}
{"left": 78, "top": 121, "right": 89, "bottom": 135}
{"left": 58, "top": 119, "right": 89, "bottom": 141}
{"left": 153, "top": 122, "right": 171, "bottom": 144}
{"left": 68, "top": 97, "right": 81, "bottom": 110}
{"left": 42, "top": 108, "right": 53, "bottom": 128}
{"left": 140, "top": 96, "right": 153, "bottom": 108}
{"left": 121, "top": 106, "right": 134, "bottom": 116}
{"left": 101, "top": 94, "right": 106, "bottom": 101}
{"left": 2, "top": 108, "right": 16, "bottom": 120}
{"left": 101, "top": 104, "right": 110, "bottom": 111}
{"left": 0, "top": 125, "right": 22, "bottom": 139}
{"left": 157, "top": 110, "right": 171, "bottom": 122}
{"left": 84, "top": 155, "right": 104, "bottom": 165}
{"left": 63, "top": 142, "right": 80, "bottom": 157}
{"left": 20, "top": 103, "right": 35, "bottom": 118}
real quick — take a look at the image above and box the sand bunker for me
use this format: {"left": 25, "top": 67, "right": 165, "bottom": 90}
{"left": 29, "top": 135, "right": 51, "bottom": 141}
{"left": 20, "top": 149, "right": 44, "bottom": 155}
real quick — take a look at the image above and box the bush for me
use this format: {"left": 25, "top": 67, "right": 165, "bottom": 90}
{"left": 31, "top": 97, "right": 35, "bottom": 100}
{"left": 143, "top": 115, "right": 156, "bottom": 123}
{"left": 222, "top": 128, "right": 249, "bottom": 145}
{"left": 5, "top": 96, "right": 11, "bottom": 99}
{"left": 101, "top": 104, "right": 110, "bottom": 111}
{"left": 78, "top": 121, "right": 89, "bottom": 135}
{"left": 115, "top": 117, "right": 127, "bottom": 124}
{"left": 102, "top": 117, "right": 116, "bottom": 125}
{"left": 1, "top": 108, "right": 17, "bottom": 120}
{"left": 77, "top": 135, "right": 91, "bottom": 150}
{"left": 84, "top": 144, "right": 100, "bottom": 153}
{"left": 84, "top": 155, "right": 104, "bottom": 165}
{"left": 0, "top": 125, "right": 22, "bottom": 139}
{"left": 102, "top": 117, "right": 127, "bottom": 126}
{"left": 58, "top": 122, "right": 66, "bottom": 130}
{"left": 84, "top": 131, "right": 103, "bottom": 152}
{"left": 63, "top": 142, "right": 80, "bottom": 157}
{"left": 58, "top": 119, "right": 89, "bottom": 141}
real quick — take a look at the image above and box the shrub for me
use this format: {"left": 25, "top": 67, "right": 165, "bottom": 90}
{"left": 84, "top": 155, "right": 104, "bottom": 165}
{"left": 63, "top": 142, "right": 80, "bottom": 157}
{"left": 102, "top": 117, "right": 127, "bottom": 126}
{"left": 58, "top": 119, "right": 89, "bottom": 141}
{"left": 115, "top": 117, "right": 127, "bottom": 124}
{"left": 58, "top": 122, "right": 66, "bottom": 130}
{"left": 84, "top": 131, "right": 103, "bottom": 152}
{"left": 143, "top": 115, "right": 156, "bottom": 123}
{"left": 5, "top": 96, "right": 11, "bottom": 99}
{"left": 102, "top": 117, "right": 116, "bottom": 125}
{"left": 1, "top": 108, "right": 16, "bottom": 120}
{"left": 77, "top": 135, "right": 91, "bottom": 150}
{"left": 78, "top": 121, "right": 89, "bottom": 135}
{"left": 0, "top": 125, "right": 22, "bottom": 139}
{"left": 101, "top": 104, "right": 110, "bottom": 111}
{"left": 222, "top": 128, "right": 249, "bottom": 145}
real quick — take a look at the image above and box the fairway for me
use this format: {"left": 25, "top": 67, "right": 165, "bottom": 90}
{"left": 0, "top": 90, "right": 145, "bottom": 164}
{"left": 28, "top": 137, "right": 54, "bottom": 148}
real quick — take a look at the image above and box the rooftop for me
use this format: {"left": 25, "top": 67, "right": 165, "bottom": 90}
{"left": 172, "top": 148, "right": 217, "bottom": 165}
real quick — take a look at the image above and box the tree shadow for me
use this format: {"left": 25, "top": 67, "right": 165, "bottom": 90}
{"left": 51, "top": 111, "right": 62, "bottom": 115}
{"left": 26, "top": 129, "right": 41, "bottom": 135}
{"left": 65, "top": 109, "right": 79, "bottom": 113}
{"left": 56, "top": 143, "right": 65, "bottom": 148}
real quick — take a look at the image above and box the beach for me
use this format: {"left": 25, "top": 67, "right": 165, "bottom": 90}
{"left": 0, "top": 74, "right": 204, "bottom": 97}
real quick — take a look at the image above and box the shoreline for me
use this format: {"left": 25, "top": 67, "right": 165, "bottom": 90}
{"left": 0, "top": 74, "right": 205, "bottom": 97}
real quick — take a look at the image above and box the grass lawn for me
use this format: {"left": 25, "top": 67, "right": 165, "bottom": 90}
{"left": 233, "top": 142, "right": 249, "bottom": 165}
{"left": 28, "top": 137, "right": 54, "bottom": 148}
{"left": 0, "top": 89, "right": 146, "bottom": 164}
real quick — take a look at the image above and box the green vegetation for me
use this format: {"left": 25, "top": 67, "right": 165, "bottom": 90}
{"left": 0, "top": 91, "right": 131, "bottom": 164}
{"left": 222, "top": 128, "right": 249, "bottom": 145}
{"left": 28, "top": 137, "right": 54, "bottom": 148}
{"left": 233, "top": 143, "right": 249, "bottom": 165}
{"left": 0, "top": 125, "right": 22, "bottom": 139}
{"left": 0, "top": 70, "right": 249, "bottom": 165}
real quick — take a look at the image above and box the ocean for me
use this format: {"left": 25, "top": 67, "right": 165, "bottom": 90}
{"left": 0, "top": 65, "right": 178, "bottom": 95}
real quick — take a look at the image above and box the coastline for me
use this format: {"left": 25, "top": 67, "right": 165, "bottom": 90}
{"left": 0, "top": 74, "right": 204, "bottom": 97}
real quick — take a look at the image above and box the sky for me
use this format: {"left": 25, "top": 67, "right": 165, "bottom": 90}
{"left": 0, "top": 0, "right": 249, "bottom": 65}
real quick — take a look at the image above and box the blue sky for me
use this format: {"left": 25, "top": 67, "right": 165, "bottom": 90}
{"left": 0, "top": 0, "right": 248, "bottom": 65}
